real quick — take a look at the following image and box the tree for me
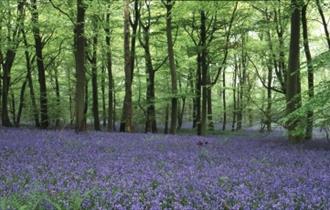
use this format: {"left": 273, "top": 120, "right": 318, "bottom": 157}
{"left": 138, "top": 0, "right": 161, "bottom": 133}
{"left": 21, "top": 20, "right": 40, "bottom": 127}
{"left": 121, "top": 0, "right": 134, "bottom": 132}
{"left": 90, "top": 15, "right": 100, "bottom": 131}
{"left": 200, "top": 10, "right": 208, "bottom": 135}
{"left": 104, "top": 5, "right": 114, "bottom": 132}
{"left": 1, "top": 0, "right": 25, "bottom": 127}
{"left": 302, "top": 1, "right": 314, "bottom": 140}
{"left": 286, "top": 0, "right": 303, "bottom": 142}
{"left": 31, "top": 0, "right": 49, "bottom": 128}
{"left": 74, "top": 0, "right": 87, "bottom": 132}
{"left": 163, "top": 0, "right": 178, "bottom": 134}
{"left": 0, "top": 0, "right": 328, "bottom": 141}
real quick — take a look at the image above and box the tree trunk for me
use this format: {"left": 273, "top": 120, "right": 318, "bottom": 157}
{"left": 164, "top": 104, "right": 169, "bottom": 134}
{"left": 91, "top": 16, "right": 100, "bottom": 131}
{"left": 10, "top": 90, "right": 16, "bottom": 125}
{"left": 196, "top": 54, "right": 202, "bottom": 134}
{"left": 113, "top": 88, "right": 116, "bottom": 131}
{"left": 177, "top": 74, "right": 188, "bottom": 130}
{"left": 266, "top": 64, "right": 272, "bottom": 132}
{"left": 232, "top": 57, "right": 238, "bottom": 131}
{"left": 302, "top": 3, "right": 314, "bottom": 140}
{"left": 105, "top": 11, "right": 113, "bottom": 132}
{"left": 139, "top": 13, "right": 158, "bottom": 133}
{"left": 101, "top": 66, "right": 106, "bottom": 127}
{"left": 191, "top": 71, "right": 197, "bottom": 128}
{"left": 236, "top": 38, "right": 247, "bottom": 131}
{"left": 54, "top": 68, "right": 61, "bottom": 127}
{"left": 178, "top": 97, "right": 186, "bottom": 130}
{"left": 84, "top": 79, "right": 89, "bottom": 118}
{"left": 222, "top": 68, "right": 227, "bottom": 131}
{"left": 15, "top": 78, "right": 27, "bottom": 127}
{"left": 31, "top": 0, "right": 49, "bottom": 128}
{"left": 22, "top": 28, "right": 40, "bottom": 127}
{"left": 207, "top": 75, "right": 214, "bottom": 130}
{"left": 286, "top": 0, "right": 303, "bottom": 142}
{"left": 200, "top": 10, "right": 208, "bottom": 136}
{"left": 1, "top": 0, "right": 25, "bottom": 127}
{"left": 74, "top": 0, "right": 87, "bottom": 132}
{"left": 165, "top": 0, "right": 178, "bottom": 134}
{"left": 266, "top": 28, "right": 274, "bottom": 132}
{"left": 2, "top": 51, "right": 15, "bottom": 127}
{"left": 120, "top": 0, "right": 138, "bottom": 132}
{"left": 145, "top": 69, "right": 157, "bottom": 133}
{"left": 274, "top": 8, "right": 287, "bottom": 93}
{"left": 66, "top": 68, "right": 74, "bottom": 125}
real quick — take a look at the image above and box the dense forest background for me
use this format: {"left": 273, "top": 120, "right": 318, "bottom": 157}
{"left": 0, "top": 0, "right": 330, "bottom": 142}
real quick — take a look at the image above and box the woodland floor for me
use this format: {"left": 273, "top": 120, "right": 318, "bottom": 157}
{"left": 0, "top": 128, "right": 330, "bottom": 209}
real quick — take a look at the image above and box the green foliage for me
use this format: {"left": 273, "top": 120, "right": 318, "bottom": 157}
{"left": 0, "top": 0, "right": 329, "bottom": 139}
{"left": 0, "top": 191, "right": 94, "bottom": 210}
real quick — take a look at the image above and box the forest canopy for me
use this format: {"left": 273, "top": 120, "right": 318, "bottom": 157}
{"left": 0, "top": 0, "right": 330, "bottom": 142}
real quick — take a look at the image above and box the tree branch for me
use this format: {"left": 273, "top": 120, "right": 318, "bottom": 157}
{"left": 48, "top": 0, "right": 75, "bottom": 25}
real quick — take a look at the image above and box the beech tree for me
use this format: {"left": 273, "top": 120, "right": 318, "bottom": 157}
{"left": 1, "top": 0, "right": 25, "bottom": 127}
{"left": 163, "top": 0, "right": 178, "bottom": 134}
{"left": 31, "top": 0, "right": 49, "bottom": 128}
{"left": 302, "top": 1, "right": 314, "bottom": 140}
{"left": 74, "top": 0, "right": 87, "bottom": 132}
{"left": 286, "top": 0, "right": 303, "bottom": 142}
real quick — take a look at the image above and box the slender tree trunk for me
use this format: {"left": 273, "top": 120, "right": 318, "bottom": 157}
{"left": 31, "top": 0, "right": 49, "bottom": 128}
{"left": 236, "top": 38, "right": 247, "bottom": 131}
{"left": 207, "top": 75, "right": 214, "bottom": 130}
{"left": 236, "top": 62, "right": 242, "bottom": 131}
{"left": 191, "top": 71, "right": 197, "bottom": 128}
{"left": 15, "top": 78, "right": 27, "bottom": 127}
{"left": 67, "top": 68, "right": 73, "bottom": 125}
{"left": 91, "top": 17, "right": 100, "bottom": 131}
{"left": 178, "top": 73, "right": 188, "bottom": 130}
{"left": 10, "top": 90, "right": 16, "bottom": 125}
{"left": 196, "top": 54, "right": 202, "bottom": 134}
{"left": 54, "top": 68, "right": 61, "bottom": 127}
{"left": 113, "top": 88, "right": 116, "bottom": 131}
{"left": 105, "top": 11, "right": 113, "bottom": 132}
{"left": 164, "top": 104, "right": 169, "bottom": 134}
{"left": 74, "top": 0, "right": 87, "bottom": 132}
{"left": 177, "top": 74, "right": 187, "bottom": 130}
{"left": 266, "top": 28, "right": 274, "bottom": 132}
{"left": 274, "top": 8, "right": 287, "bottom": 93}
{"left": 178, "top": 97, "right": 186, "bottom": 130}
{"left": 222, "top": 68, "right": 227, "bottom": 131}
{"left": 2, "top": 52, "right": 15, "bottom": 127}
{"left": 22, "top": 28, "right": 40, "bottom": 127}
{"left": 164, "top": 0, "right": 178, "bottom": 134}
{"left": 84, "top": 79, "right": 89, "bottom": 118}
{"left": 101, "top": 66, "right": 106, "bottom": 127}
{"left": 302, "top": 3, "right": 314, "bottom": 140}
{"left": 286, "top": 0, "right": 303, "bottom": 142}
{"left": 315, "top": 0, "right": 330, "bottom": 49}
{"left": 266, "top": 64, "right": 272, "bottom": 132}
{"left": 200, "top": 10, "right": 208, "bottom": 136}
{"left": 232, "top": 58, "right": 238, "bottom": 131}
{"left": 260, "top": 74, "right": 266, "bottom": 132}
